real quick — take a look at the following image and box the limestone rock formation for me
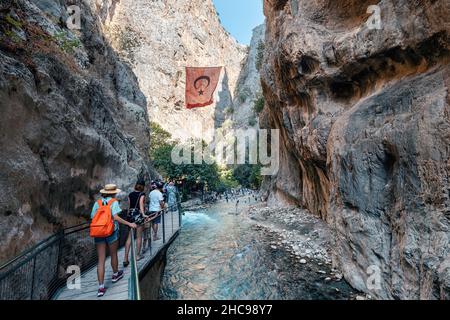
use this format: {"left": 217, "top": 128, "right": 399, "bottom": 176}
{"left": 260, "top": 0, "right": 449, "bottom": 299}
{"left": 0, "top": 0, "right": 154, "bottom": 262}
{"left": 102, "top": 0, "right": 247, "bottom": 142}
{"left": 232, "top": 24, "right": 265, "bottom": 130}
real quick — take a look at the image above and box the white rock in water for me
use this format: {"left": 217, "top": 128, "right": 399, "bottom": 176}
{"left": 299, "top": 259, "right": 307, "bottom": 264}
{"left": 271, "top": 245, "right": 277, "bottom": 249}
{"left": 356, "top": 295, "right": 366, "bottom": 300}
{"left": 325, "top": 277, "right": 332, "bottom": 282}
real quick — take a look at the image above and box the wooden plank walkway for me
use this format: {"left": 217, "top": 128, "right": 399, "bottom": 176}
{"left": 53, "top": 210, "right": 180, "bottom": 300}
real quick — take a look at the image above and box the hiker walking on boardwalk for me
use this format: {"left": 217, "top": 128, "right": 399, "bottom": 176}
{"left": 123, "top": 179, "right": 147, "bottom": 267}
{"left": 166, "top": 180, "right": 178, "bottom": 212}
{"left": 148, "top": 181, "right": 165, "bottom": 241}
{"left": 90, "top": 184, "right": 137, "bottom": 297}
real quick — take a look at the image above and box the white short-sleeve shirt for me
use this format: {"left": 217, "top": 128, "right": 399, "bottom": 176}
{"left": 149, "top": 190, "right": 164, "bottom": 212}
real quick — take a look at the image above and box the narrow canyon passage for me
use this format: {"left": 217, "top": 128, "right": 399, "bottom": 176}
{"left": 0, "top": 0, "right": 448, "bottom": 301}
{"left": 160, "top": 200, "right": 356, "bottom": 300}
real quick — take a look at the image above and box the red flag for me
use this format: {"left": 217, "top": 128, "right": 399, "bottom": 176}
{"left": 185, "top": 67, "right": 222, "bottom": 109}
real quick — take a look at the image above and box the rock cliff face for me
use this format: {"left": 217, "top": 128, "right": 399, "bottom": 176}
{"left": 0, "top": 0, "right": 154, "bottom": 262}
{"left": 232, "top": 24, "right": 265, "bottom": 130}
{"left": 260, "top": 0, "right": 449, "bottom": 299}
{"left": 102, "top": 0, "right": 247, "bottom": 142}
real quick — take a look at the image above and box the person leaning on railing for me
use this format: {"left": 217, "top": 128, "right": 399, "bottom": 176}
{"left": 91, "top": 184, "right": 137, "bottom": 298}
{"left": 123, "top": 179, "right": 147, "bottom": 266}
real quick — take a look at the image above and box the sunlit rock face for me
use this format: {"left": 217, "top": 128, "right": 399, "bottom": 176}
{"left": 102, "top": 0, "right": 247, "bottom": 142}
{"left": 232, "top": 24, "right": 265, "bottom": 130}
{"left": 261, "top": 0, "right": 450, "bottom": 299}
{"left": 0, "top": 0, "right": 155, "bottom": 262}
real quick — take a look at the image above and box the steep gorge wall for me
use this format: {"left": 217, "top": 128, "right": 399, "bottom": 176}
{"left": 101, "top": 0, "right": 248, "bottom": 142}
{"left": 0, "top": 0, "right": 155, "bottom": 262}
{"left": 261, "top": 0, "right": 450, "bottom": 299}
{"left": 232, "top": 24, "right": 265, "bottom": 130}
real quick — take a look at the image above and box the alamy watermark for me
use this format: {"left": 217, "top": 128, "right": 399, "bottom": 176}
{"left": 366, "top": 265, "right": 382, "bottom": 291}
{"left": 171, "top": 127, "right": 280, "bottom": 176}
{"left": 66, "top": 5, "right": 81, "bottom": 30}
{"left": 366, "top": 5, "right": 382, "bottom": 30}
{"left": 66, "top": 265, "right": 81, "bottom": 290}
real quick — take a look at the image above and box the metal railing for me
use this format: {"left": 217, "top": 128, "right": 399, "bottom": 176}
{"left": 128, "top": 228, "right": 141, "bottom": 300}
{"left": 0, "top": 223, "right": 97, "bottom": 300}
{"left": 0, "top": 203, "right": 183, "bottom": 300}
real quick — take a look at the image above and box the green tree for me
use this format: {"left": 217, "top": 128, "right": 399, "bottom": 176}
{"left": 232, "top": 164, "right": 262, "bottom": 189}
{"left": 150, "top": 122, "right": 173, "bottom": 156}
{"left": 253, "top": 95, "right": 265, "bottom": 114}
{"left": 255, "top": 41, "right": 265, "bottom": 71}
{"left": 150, "top": 124, "right": 225, "bottom": 198}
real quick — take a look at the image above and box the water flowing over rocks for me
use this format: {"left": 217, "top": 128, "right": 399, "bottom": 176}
{"left": 0, "top": 0, "right": 154, "bottom": 262}
{"left": 161, "top": 201, "right": 360, "bottom": 300}
{"left": 102, "top": 0, "right": 248, "bottom": 142}
{"left": 260, "top": 0, "right": 450, "bottom": 299}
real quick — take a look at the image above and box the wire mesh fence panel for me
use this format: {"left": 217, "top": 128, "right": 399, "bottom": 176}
{"left": 0, "top": 258, "right": 34, "bottom": 300}
{"left": 31, "top": 241, "right": 59, "bottom": 300}
{"left": 1, "top": 207, "right": 181, "bottom": 300}
{"left": 0, "top": 223, "right": 98, "bottom": 300}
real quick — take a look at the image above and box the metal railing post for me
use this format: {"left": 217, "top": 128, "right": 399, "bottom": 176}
{"left": 129, "top": 228, "right": 141, "bottom": 300}
{"left": 149, "top": 228, "right": 152, "bottom": 255}
{"left": 162, "top": 210, "right": 166, "bottom": 244}
{"left": 30, "top": 256, "right": 36, "bottom": 300}
{"left": 171, "top": 208, "right": 174, "bottom": 234}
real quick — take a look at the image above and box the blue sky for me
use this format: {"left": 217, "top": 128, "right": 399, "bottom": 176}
{"left": 213, "top": 0, "right": 265, "bottom": 45}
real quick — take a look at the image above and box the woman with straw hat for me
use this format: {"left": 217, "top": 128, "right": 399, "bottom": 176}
{"left": 91, "top": 184, "right": 137, "bottom": 297}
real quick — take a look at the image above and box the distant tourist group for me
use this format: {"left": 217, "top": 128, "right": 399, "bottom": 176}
{"left": 89, "top": 179, "right": 179, "bottom": 297}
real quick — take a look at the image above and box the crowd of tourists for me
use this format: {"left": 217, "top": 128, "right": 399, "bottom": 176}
{"left": 89, "top": 179, "right": 180, "bottom": 297}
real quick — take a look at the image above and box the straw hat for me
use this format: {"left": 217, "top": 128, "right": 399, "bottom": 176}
{"left": 100, "top": 184, "right": 121, "bottom": 194}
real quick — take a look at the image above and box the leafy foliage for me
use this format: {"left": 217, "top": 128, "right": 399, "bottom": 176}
{"left": 238, "top": 87, "right": 252, "bottom": 103}
{"left": 5, "top": 14, "right": 23, "bottom": 29}
{"left": 225, "top": 107, "right": 234, "bottom": 115}
{"left": 253, "top": 94, "right": 265, "bottom": 114}
{"left": 150, "top": 122, "right": 262, "bottom": 196}
{"left": 232, "top": 164, "right": 262, "bottom": 189}
{"left": 53, "top": 31, "right": 81, "bottom": 54}
{"left": 150, "top": 122, "right": 239, "bottom": 196}
{"left": 255, "top": 40, "right": 265, "bottom": 71}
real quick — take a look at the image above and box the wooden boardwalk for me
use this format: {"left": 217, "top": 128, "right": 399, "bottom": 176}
{"left": 53, "top": 210, "right": 180, "bottom": 300}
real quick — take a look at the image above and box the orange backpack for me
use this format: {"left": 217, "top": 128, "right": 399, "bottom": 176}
{"left": 90, "top": 198, "right": 116, "bottom": 238}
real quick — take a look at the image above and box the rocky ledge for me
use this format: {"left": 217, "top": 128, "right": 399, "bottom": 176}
{"left": 245, "top": 204, "right": 372, "bottom": 300}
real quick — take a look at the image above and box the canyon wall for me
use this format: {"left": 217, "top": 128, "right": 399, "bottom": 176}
{"left": 261, "top": 0, "right": 450, "bottom": 299}
{"left": 232, "top": 24, "right": 265, "bottom": 130}
{"left": 101, "top": 0, "right": 247, "bottom": 142}
{"left": 0, "top": 0, "right": 155, "bottom": 262}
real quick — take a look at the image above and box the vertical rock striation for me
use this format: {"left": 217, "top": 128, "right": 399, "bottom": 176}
{"left": 261, "top": 0, "right": 449, "bottom": 299}
{"left": 0, "top": 0, "right": 154, "bottom": 262}
{"left": 232, "top": 24, "right": 265, "bottom": 130}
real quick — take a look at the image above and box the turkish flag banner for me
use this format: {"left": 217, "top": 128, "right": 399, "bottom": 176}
{"left": 185, "top": 67, "right": 222, "bottom": 109}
